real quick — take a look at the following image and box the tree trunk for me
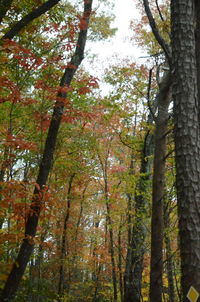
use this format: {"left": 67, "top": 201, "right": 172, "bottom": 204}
{"left": 123, "top": 69, "right": 156, "bottom": 302}
{"left": 118, "top": 218, "right": 123, "bottom": 302}
{"left": 171, "top": 0, "right": 200, "bottom": 299}
{"left": 195, "top": 0, "right": 200, "bottom": 123}
{"left": 98, "top": 146, "right": 118, "bottom": 302}
{"left": 164, "top": 225, "right": 175, "bottom": 302}
{"left": 164, "top": 197, "right": 175, "bottom": 302}
{"left": 58, "top": 174, "right": 75, "bottom": 299}
{"left": 149, "top": 71, "right": 171, "bottom": 302}
{"left": 123, "top": 124, "right": 154, "bottom": 302}
{"left": 105, "top": 185, "right": 118, "bottom": 302}
{"left": 0, "top": 1, "right": 93, "bottom": 301}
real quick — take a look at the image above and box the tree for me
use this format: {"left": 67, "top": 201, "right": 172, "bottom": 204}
{"left": 1, "top": 0, "right": 62, "bottom": 40}
{"left": 136, "top": 2, "right": 173, "bottom": 301}
{"left": 171, "top": 0, "right": 200, "bottom": 300}
{"left": 123, "top": 68, "right": 155, "bottom": 302}
{"left": 0, "top": 1, "right": 93, "bottom": 300}
{"left": 149, "top": 69, "right": 171, "bottom": 302}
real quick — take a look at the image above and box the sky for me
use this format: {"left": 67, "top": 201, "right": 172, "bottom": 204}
{"left": 110, "top": 0, "right": 141, "bottom": 57}
{"left": 85, "top": 0, "right": 145, "bottom": 78}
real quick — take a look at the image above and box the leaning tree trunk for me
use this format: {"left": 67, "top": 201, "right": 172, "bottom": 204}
{"left": 149, "top": 71, "right": 171, "bottom": 302}
{"left": 0, "top": 1, "right": 93, "bottom": 301}
{"left": 171, "top": 0, "right": 200, "bottom": 300}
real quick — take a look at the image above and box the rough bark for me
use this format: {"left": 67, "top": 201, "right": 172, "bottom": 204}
{"left": 171, "top": 0, "right": 200, "bottom": 300}
{"left": 1, "top": 0, "right": 61, "bottom": 40}
{"left": 149, "top": 71, "right": 171, "bottom": 302}
{"left": 195, "top": 0, "right": 200, "bottom": 122}
{"left": 0, "top": 1, "right": 93, "bottom": 301}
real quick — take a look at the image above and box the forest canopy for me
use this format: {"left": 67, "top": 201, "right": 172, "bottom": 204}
{"left": 0, "top": 1, "right": 200, "bottom": 302}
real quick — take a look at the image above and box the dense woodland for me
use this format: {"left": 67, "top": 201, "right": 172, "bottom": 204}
{"left": 0, "top": 0, "right": 199, "bottom": 301}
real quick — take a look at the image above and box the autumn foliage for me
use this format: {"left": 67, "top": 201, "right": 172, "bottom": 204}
{"left": 0, "top": 1, "right": 182, "bottom": 302}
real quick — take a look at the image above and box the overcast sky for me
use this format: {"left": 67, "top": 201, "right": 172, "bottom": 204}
{"left": 85, "top": 0, "right": 144, "bottom": 77}
{"left": 111, "top": 0, "right": 140, "bottom": 56}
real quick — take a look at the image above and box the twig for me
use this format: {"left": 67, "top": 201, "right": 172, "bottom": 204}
{"left": 155, "top": 0, "right": 164, "bottom": 21}
{"left": 143, "top": 0, "right": 171, "bottom": 66}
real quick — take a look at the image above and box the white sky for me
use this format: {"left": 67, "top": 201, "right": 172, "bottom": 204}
{"left": 85, "top": 0, "right": 145, "bottom": 77}
{"left": 110, "top": 0, "right": 140, "bottom": 57}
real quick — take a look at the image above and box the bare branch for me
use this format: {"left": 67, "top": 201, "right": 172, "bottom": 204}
{"left": 143, "top": 0, "right": 171, "bottom": 66}
{"left": 155, "top": 0, "right": 165, "bottom": 22}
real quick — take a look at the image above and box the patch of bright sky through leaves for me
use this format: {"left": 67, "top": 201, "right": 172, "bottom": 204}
{"left": 84, "top": 0, "right": 145, "bottom": 93}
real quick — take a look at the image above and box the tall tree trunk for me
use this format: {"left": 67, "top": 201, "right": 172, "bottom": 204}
{"left": 105, "top": 181, "right": 118, "bottom": 302}
{"left": 195, "top": 0, "right": 200, "bottom": 122}
{"left": 0, "top": 166, "right": 5, "bottom": 229}
{"left": 0, "top": 1, "right": 93, "bottom": 301}
{"left": 91, "top": 219, "right": 101, "bottom": 302}
{"left": 123, "top": 69, "right": 156, "bottom": 302}
{"left": 58, "top": 174, "right": 75, "bottom": 300}
{"left": 118, "top": 219, "right": 123, "bottom": 302}
{"left": 98, "top": 146, "right": 118, "bottom": 302}
{"left": 164, "top": 206, "right": 175, "bottom": 302}
{"left": 171, "top": 0, "right": 200, "bottom": 300}
{"left": 123, "top": 124, "right": 154, "bottom": 302}
{"left": 149, "top": 71, "right": 171, "bottom": 302}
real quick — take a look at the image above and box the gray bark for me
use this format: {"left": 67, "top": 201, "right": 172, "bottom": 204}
{"left": 149, "top": 71, "right": 171, "bottom": 302}
{"left": 171, "top": 0, "right": 200, "bottom": 299}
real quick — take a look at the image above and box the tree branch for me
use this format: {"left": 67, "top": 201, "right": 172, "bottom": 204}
{"left": 147, "top": 68, "right": 157, "bottom": 121}
{"left": 155, "top": 0, "right": 164, "bottom": 22}
{"left": 143, "top": 0, "right": 171, "bottom": 66}
{"left": 1, "top": 0, "right": 61, "bottom": 40}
